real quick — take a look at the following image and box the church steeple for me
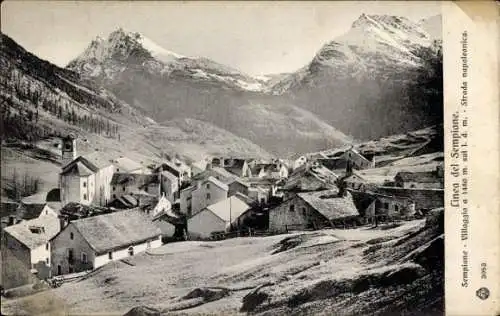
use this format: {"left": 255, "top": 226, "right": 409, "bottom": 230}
{"left": 61, "top": 135, "right": 77, "bottom": 167}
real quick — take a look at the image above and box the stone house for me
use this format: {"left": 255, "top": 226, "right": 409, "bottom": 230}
{"left": 269, "top": 189, "right": 359, "bottom": 232}
{"left": 374, "top": 186, "right": 444, "bottom": 212}
{"left": 363, "top": 193, "right": 416, "bottom": 222}
{"left": 110, "top": 173, "right": 160, "bottom": 200}
{"left": 343, "top": 147, "right": 375, "bottom": 171}
{"left": 50, "top": 209, "right": 162, "bottom": 276}
{"left": 2, "top": 213, "right": 61, "bottom": 288}
{"left": 394, "top": 168, "right": 444, "bottom": 189}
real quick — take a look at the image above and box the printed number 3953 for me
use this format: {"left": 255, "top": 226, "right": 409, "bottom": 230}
{"left": 481, "top": 263, "right": 487, "bottom": 279}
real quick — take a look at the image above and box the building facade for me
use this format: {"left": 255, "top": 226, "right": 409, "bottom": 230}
{"left": 50, "top": 209, "right": 162, "bottom": 275}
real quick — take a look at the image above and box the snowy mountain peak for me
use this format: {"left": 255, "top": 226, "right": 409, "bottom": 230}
{"left": 70, "top": 28, "right": 184, "bottom": 67}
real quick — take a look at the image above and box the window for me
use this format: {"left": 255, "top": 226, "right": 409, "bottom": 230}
{"left": 128, "top": 247, "right": 134, "bottom": 256}
{"left": 206, "top": 193, "right": 211, "bottom": 200}
{"left": 145, "top": 187, "right": 148, "bottom": 193}
{"left": 113, "top": 186, "right": 116, "bottom": 191}
{"left": 45, "top": 210, "right": 48, "bottom": 215}
{"left": 289, "top": 205, "right": 295, "bottom": 212}
{"left": 46, "top": 258, "right": 49, "bottom": 265}
{"left": 394, "top": 205, "right": 399, "bottom": 213}
{"left": 302, "top": 207, "right": 307, "bottom": 216}
{"left": 45, "top": 243, "right": 49, "bottom": 250}
{"left": 68, "top": 249, "right": 74, "bottom": 262}
{"left": 116, "top": 168, "right": 120, "bottom": 172}
{"left": 123, "top": 186, "right": 126, "bottom": 192}
{"left": 83, "top": 193, "right": 87, "bottom": 200}
{"left": 83, "top": 181, "right": 87, "bottom": 188}
{"left": 206, "top": 183, "right": 210, "bottom": 189}
{"left": 70, "top": 232, "right": 74, "bottom": 240}
{"left": 108, "top": 252, "right": 113, "bottom": 260}
{"left": 81, "top": 252, "right": 88, "bottom": 264}
{"left": 383, "top": 202, "right": 389, "bottom": 209}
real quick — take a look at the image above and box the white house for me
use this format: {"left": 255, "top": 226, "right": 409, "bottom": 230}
{"left": 187, "top": 194, "right": 251, "bottom": 239}
{"left": 2, "top": 214, "right": 61, "bottom": 288}
{"left": 180, "top": 176, "right": 229, "bottom": 216}
{"left": 59, "top": 153, "right": 115, "bottom": 207}
{"left": 50, "top": 209, "right": 162, "bottom": 276}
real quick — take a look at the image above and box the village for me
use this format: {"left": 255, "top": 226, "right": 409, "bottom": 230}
{"left": 1, "top": 132, "right": 444, "bottom": 291}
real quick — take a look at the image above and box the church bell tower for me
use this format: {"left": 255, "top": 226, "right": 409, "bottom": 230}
{"left": 61, "top": 135, "right": 77, "bottom": 166}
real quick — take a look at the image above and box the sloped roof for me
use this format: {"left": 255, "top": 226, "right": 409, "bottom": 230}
{"left": 206, "top": 176, "right": 229, "bottom": 191}
{"left": 297, "top": 190, "right": 359, "bottom": 220}
{"left": 64, "top": 161, "right": 94, "bottom": 176}
{"left": 108, "top": 195, "right": 139, "bottom": 209}
{"left": 161, "top": 170, "right": 179, "bottom": 182}
{"left": 224, "top": 159, "right": 248, "bottom": 176}
{"left": 83, "top": 152, "right": 115, "bottom": 169}
{"left": 71, "top": 209, "right": 161, "bottom": 254}
{"left": 61, "top": 153, "right": 113, "bottom": 175}
{"left": 395, "top": 171, "right": 440, "bottom": 183}
{"left": 59, "top": 202, "right": 110, "bottom": 220}
{"left": 17, "top": 203, "right": 56, "bottom": 220}
{"left": 4, "top": 215, "right": 60, "bottom": 249}
{"left": 283, "top": 170, "right": 335, "bottom": 192}
{"left": 203, "top": 195, "right": 251, "bottom": 224}
{"left": 113, "top": 157, "right": 143, "bottom": 172}
{"left": 111, "top": 173, "right": 159, "bottom": 186}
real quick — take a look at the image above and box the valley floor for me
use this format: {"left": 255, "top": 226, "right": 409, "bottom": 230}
{"left": 1, "top": 214, "right": 444, "bottom": 316}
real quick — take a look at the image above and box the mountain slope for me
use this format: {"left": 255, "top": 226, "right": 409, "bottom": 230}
{"left": 0, "top": 33, "right": 271, "bottom": 165}
{"left": 67, "top": 29, "right": 352, "bottom": 156}
{"left": 269, "top": 14, "right": 443, "bottom": 140}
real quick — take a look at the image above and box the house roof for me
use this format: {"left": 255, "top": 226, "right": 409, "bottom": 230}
{"left": 4, "top": 215, "right": 60, "bottom": 249}
{"left": 70, "top": 209, "right": 161, "bottom": 254}
{"left": 297, "top": 189, "right": 359, "bottom": 220}
{"left": 108, "top": 195, "right": 139, "bottom": 209}
{"left": 224, "top": 159, "right": 248, "bottom": 176}
{"left": 59, "top": 202, "right": 111, "bottom": 220}
{"left": 203, "top": 195, "right": 251, "bottom": 224}
{"left": 112, "top": 157, "right": 143, "bottom": 172}
{"left": 205, "top": 176, "right": 229, "bottom": 191}
{"left": 395, "top": 171, "right": 440, "bottom": 183}
{"left": 64, "top": 161, "right": 95, "bottom": 176}
{"left": 17, "top": 203, "right": 56, "bottom": 220}
{"left": 111, "top": 173, "right": 159, "bottom": 187}
{"left": 161, "top": 170, "right": 179, "bottom": 182}
{"left": 283, "top": 169, "right": 336, "bottom": 192}
{"left": 61, "top": 153, "right": 113, "bottom": 175}
{"left": 81, "top": 152, "right": 115, "bottom": 169}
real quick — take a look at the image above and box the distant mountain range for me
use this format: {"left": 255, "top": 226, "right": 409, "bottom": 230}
{"left": 0, "top": 33, "right": 272, "bottom": 163}
{"left": 1, "top": 13, "right": 443, "bottom": 159}
{"left": 269, "top": 14, "right": 443, "bottom": 139}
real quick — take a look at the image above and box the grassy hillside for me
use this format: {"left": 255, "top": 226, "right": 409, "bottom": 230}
{"left": 1, "top": 210, "right": 443, "bottom": 316}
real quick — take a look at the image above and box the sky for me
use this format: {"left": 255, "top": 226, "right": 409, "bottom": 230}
{"left": 1, "top": 1, "right": 441, "bottom": 76}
